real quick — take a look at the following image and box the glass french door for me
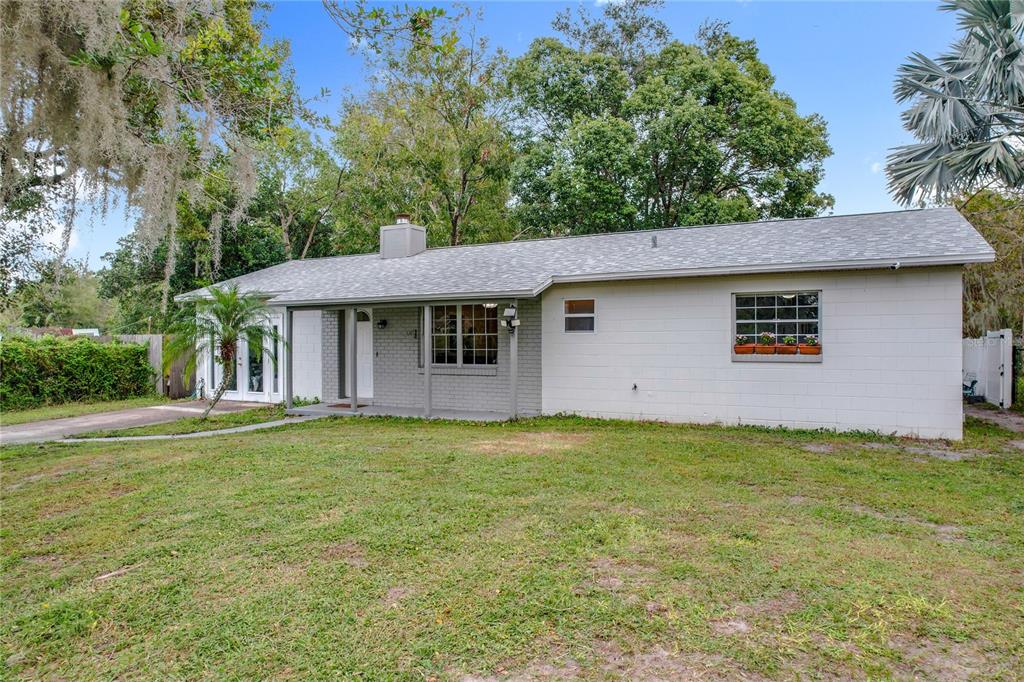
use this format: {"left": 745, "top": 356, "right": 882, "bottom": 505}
{"left": 212, "top": 317, "right": 282, "bottom": 403}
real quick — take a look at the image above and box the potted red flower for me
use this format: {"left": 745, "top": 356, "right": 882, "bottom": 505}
{"left": 799, "top": 334, "right": 821, "bottom": 355}
{"left": 756, "top": 331, "right": 776, "bottom": 354}
{"left": 734, "top": 334, "right": 754, "bottom": 354}
{"left": 777, "top": 335, "right": 798, "bottom": 355}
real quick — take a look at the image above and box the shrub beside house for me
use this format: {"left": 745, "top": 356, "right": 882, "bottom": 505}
{"left": 0, "top": 335, "right": 155, "bottom": 410}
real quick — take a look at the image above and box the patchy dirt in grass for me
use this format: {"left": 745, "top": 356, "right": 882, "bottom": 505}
{"left": 381, "top": 586, "right": 411, "bottom": 608}
{"left": 1009, "top": 440, "right": 1024, "bottom": 451}
{"left": 848, "top": 503, "right": 964, "bottom": 542}
{"left": 735, "top": 591, "right": 803, "bottom": 620}
{"left": 105, "top": 484, "right": 137, "bottom": 498}
{"left": 711, "top": 591, "right": 803, "bottom": 638}
{"left": 710, "top": 618, "right": 751, "bottom": 636}
{"left": 460, "top": 658, "right": 581, "bottom": 682}
{"left": 471, "top": 432, "right": 591, "bottom": 456}
{"left": 890, "top": 636, "right": 1004, "bottom": 681}
{"left": 321, "top": 541, "right": 368, "bottom": 568}
{"left": 595, "top": 640, "right": 765, "bottom": 681}
{"left": 460, "top": 640, "right": 764, "bottom": 682}
{"left": 859, "top": 441, "right": 988, "bottom": 462}
{"left": 584, "top": 556, "right": 656, "bottom": 593}
{"left": 801, "top": 443, "right": 835, "bottom": 454}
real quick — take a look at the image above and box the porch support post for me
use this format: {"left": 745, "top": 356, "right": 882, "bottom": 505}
{"left": 422, "top": 304, "right": 432, "bottom": 418}
{"left": 284, "top": 307, "right": 294, "bottom": 409}
{"left": 346, "top": 307, "right": 358, "bottom": 414}
{"left": 509, "top": 299, "right": 519, "bottom": 419}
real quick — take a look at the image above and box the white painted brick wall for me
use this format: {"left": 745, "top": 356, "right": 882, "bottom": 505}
{"left": 541, "top": 267, "right": 964, "bottom": 439}
{"left": 321, "top": 311, "right": 341, "bottom": 401}
{"left": 372, "top": 301, "right": 542, "bottom": 414}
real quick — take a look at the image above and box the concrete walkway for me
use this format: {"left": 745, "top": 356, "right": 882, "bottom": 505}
{"left": 1, "top": 400, "right": 266, "bottom": 446}
{"left": 62, "top": 415, "right": 326, "bottom": 443}
{"left": 965, "top": 404, "right": 1024, "bottom": 433}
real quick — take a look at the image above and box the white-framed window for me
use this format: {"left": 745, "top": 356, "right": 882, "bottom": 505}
{"left": 431, "top": 304, "right": 499, "bottom": 365}
{"left": 564, "top": 299, "right": 595, "bottom": 332}
{"left": 734, "top": 291, "right": 820, "bottom": 349}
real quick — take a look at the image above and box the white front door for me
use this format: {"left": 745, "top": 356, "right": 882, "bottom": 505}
{"left": 356, "top": 312, "right": 373, "bottom": 399}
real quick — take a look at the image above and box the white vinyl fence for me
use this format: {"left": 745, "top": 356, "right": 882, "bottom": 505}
{"left": 962, "top": 329, "right": 1014, "bottom": 409}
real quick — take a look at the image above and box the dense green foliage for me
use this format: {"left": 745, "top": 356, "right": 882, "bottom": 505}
{"left": 0, "top": 336, "right": 154, "bottom": 410}
{"left": 960, "top": 190, "right": 1024, "bottom": 337}
{"left": 506, "top": 17, "right": 833, "bottom": 236}
{"left": 1, "top": 0, "right": 298, "bottom": 300}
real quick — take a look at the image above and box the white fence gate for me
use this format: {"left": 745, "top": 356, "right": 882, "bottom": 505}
{"left": 962, "top": 329, "right": 1014, "bottom": 409}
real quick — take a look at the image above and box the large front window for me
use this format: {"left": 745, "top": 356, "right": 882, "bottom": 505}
{"left": 432, "top": 304, "right": 498, "bottom": 365}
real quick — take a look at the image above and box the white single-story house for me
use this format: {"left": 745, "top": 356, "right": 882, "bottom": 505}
{"left": 178, "top": 207, "right": 994, "bottom": 439}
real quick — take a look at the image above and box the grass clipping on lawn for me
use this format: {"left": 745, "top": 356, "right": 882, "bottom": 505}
{"left": 1, "top": 416, "right": 1022, "bottom": 680}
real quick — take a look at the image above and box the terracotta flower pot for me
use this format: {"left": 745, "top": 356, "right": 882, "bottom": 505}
{"left": 776, "top": 344, "right": 798, "bottom": 355}
{"left": 734, "top": 344, "right": 755, "bottom": 355}
{"left": 755, "top": 344, "right": 776, "bottom": 355}
{"left": 798, "top": 344, "right": 821, "bottom": 355}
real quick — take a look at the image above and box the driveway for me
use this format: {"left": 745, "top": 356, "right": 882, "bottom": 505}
{"left": 1, "top": 400, "right": 266, "bottom": 446}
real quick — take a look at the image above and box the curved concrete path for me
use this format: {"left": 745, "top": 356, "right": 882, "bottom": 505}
{"left": 62, "top": 414, "right": 326, "bottom": 443}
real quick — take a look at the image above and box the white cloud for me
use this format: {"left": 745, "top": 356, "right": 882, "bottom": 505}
{"left": 870, "top": 162, "right": 882, "bottom": 174}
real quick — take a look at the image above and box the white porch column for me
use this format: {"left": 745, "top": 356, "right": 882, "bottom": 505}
{"left": 284, "top": 307, "right": 294, "bottom": 409}
{"left": 346, "top": 307, "right": 358, "bottom": 413}
{"left": 422, "top": 304, "right": 432, "bottom": 418}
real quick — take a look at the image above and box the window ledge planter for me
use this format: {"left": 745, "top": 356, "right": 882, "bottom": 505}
{"left": 754, "top": 345, "right": 776, "bottom": 355}
{"left": 734, "top": 344, "right": 755, "bottom": 355}
{"left": 798, "top": 345, "right": 821, "bottom": 355}
{"left": 777, "top": 344, "right": 798, "bottom": 355}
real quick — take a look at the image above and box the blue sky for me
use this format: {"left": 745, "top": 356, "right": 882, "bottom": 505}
{"left": 68, "top": 1, "right": 959, "bottom": 269}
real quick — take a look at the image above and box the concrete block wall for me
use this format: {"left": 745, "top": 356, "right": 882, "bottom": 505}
{"left": 541, "top": 267, "right": 964, "bottom": 439}
{"left": 371, "top": 299, "right": 542, "bottom": 414}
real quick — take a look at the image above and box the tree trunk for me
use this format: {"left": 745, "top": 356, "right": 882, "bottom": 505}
{"left": 202, "top": 363, "right": 235, "bottom": 419}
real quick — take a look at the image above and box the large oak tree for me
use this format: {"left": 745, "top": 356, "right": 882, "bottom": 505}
{"left": 507, "top": 6, "right": 833, "bottom": 236}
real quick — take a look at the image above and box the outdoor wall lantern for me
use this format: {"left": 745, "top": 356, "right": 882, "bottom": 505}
{"left": 376, "top": 319, "right": 388, "bottom": 330}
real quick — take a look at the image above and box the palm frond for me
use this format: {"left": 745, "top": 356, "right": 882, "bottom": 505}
{"left": 888, "top": 0, "right": 1023, "bottom": 204}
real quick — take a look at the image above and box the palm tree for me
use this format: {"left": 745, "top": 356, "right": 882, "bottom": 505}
{"left": 164, "top": 286, "right": 282, "bottom": 419}
{"left": 887, "top": 1, "right": 1023, "bottom": 205}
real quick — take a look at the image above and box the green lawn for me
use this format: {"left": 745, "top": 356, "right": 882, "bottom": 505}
{"left": 1, "top": 396, "right": 169, "bottom": 426}
{"left": 1, "top": 416, "right": 1022, "bottom": 680}
{"left": 78, "top": 405, "right": 286, "bottom": 438}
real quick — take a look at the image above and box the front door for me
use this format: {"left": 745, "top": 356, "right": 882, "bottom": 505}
{"left": 356, "top": 311, "right": 373, "bottom": 399}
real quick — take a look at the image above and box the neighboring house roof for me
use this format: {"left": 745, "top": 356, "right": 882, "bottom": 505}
{"left": 177, "top": 207, "right": 994, "bottom": 306}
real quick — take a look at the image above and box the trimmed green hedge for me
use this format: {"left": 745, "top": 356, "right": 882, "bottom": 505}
{"left": 1, "top": 336, "right": 155, "bottom": 411}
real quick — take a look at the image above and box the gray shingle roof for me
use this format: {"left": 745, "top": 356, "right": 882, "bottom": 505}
{"left": 178, "top": 207, "right": 994, "bottom": 305}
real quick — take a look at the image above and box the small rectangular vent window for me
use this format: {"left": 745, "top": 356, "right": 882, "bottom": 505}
{"left": 564, "top": 299, "right": 595, "bottom": 332}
